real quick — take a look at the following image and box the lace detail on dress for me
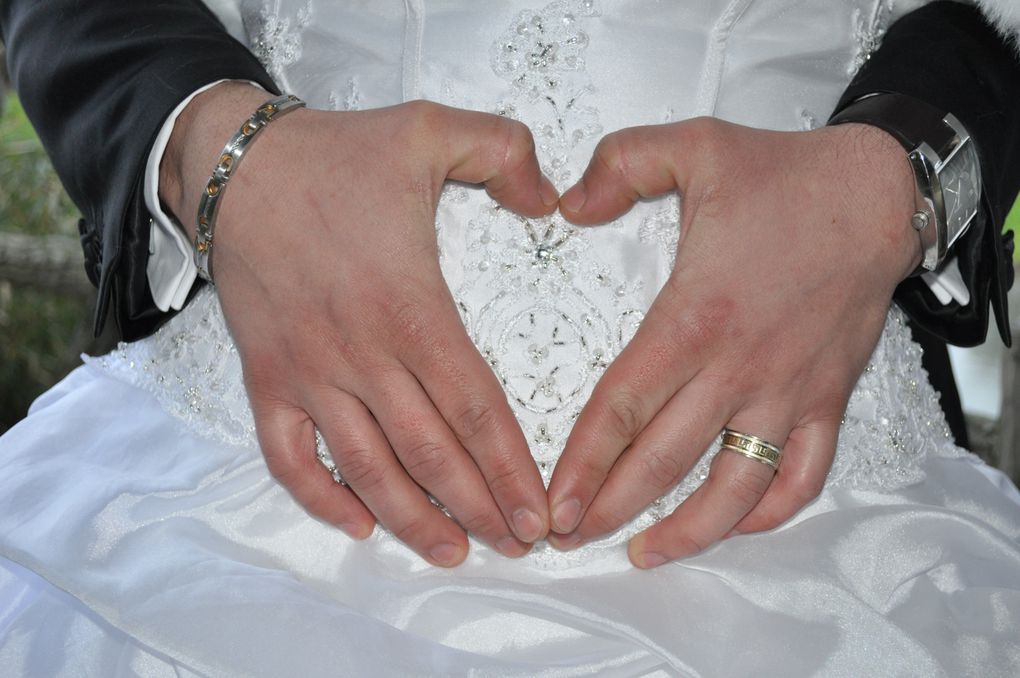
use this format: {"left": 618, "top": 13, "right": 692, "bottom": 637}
{"left": 443, "top": 0, "right": 650, "bottom": 485}
{"left": 326, "top": 78, "right": 362, "bottom": 112}
{"left": 86, "top": 288, "right": 255, "bottom": 450}
{"left": 796, "top": 107, "right": 820, "bottom": 132}
{"left": 831, "top": 309, "right": 964, "bottom": 488}
{"left": 490, "top": 0, "right": 602, "bottom": 188}
{"left": 243, "top": 1, "right": 312, "bottom": 86}
{"left": 849, "top": 1, "right": 893, "bottom": 74}
{"left": 638, "top": 197, "right": 681, "bottom": 267}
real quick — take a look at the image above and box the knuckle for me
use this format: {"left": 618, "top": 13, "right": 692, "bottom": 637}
{"left": 302, "top": 481, "right": 347, "bottom": 522}
{"left": 586, "top": 504, "right": 630, "bottom": 535}
{"left": 384, "top": 298, "right": 433, "bottom": 348}
{"left": 455, "top": 507, "right": 503, "bottom": 538}
{"left": 453, "top": 400, "right": 498, "bottom": 442}
{"left": 266, "top": 454, "right": 347, "bottom": 522}
{"left": 393, "top": 516, "right": 431, "bottom": 547}
{"left": 404, "top": 98, "right": 435, "bottom": 115}
{"left": 403, "top": 99, "right": 440, "bottom": 131}
{"left": 682, "top": 116, "right": 724, "bottom": 153}
{"left": 337, "top": 446, "right": 386, "bottom": 491}
{"left": 639, "top": 448, "right": 685, "bottom": 492}
{"left": 593, "top": 132, "right": 631, "bottom": 182}
{"left": 481, "top": 459, "right": 523, "bottom": 498}
{"left": 395, "top": 100, "right": 440, "bottom": 154}
{"left": 571, "top": 451, "right": 613, "bottom": 485}
{"left": 265, "top": 455, "right": 304, "bottom": 491}
{"left": 497, "top": 118, "right": 537, "bottom": 174}
{"left": 400, "top": 439, "right": 451, "bottom": 484}
{"left": 600, "top": 390, "right": 646, "bottom": 442}
{"left": 658, "top": 292, "right": 732, "bottom": 353}
{"left": 677, "top": 117, "right": 730, "bottom": 188}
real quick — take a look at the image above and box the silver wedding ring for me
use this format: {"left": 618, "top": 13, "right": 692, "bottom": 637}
{"left": 720, "top": 428, "right": 782, "bottom": 470}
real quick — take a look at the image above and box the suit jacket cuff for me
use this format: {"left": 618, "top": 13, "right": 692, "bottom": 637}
{"left": 831, "top": 0, "right": 1020, "bottom": 347}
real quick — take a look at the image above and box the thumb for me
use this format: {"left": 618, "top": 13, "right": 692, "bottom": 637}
{"left": 426, "top": 103, "right": 559, "bottom": 217}
{"left": 560, "top": 122, "right": 704, "bottom": 225}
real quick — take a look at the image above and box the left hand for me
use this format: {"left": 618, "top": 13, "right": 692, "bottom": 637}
{"left": 545, "top": 118, "right": 922, "bottom": 567}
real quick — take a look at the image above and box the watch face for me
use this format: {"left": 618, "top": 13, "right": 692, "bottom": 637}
{"left": 939, "top": 139, "right": 981, "bottom": 248}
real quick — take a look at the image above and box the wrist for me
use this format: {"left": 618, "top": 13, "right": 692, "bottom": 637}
{"left": 829, "top": 93, "right": 982, "bottom": 275}
{"left": 827, "top": 122, "right": 924, "bottom": 283}
{"left": 159, "top": 81, "right": 271, "bottom": 240}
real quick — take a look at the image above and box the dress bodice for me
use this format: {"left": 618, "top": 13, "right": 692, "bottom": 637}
{"left": 90, "top": 0, "right": 959, "bottom": 565}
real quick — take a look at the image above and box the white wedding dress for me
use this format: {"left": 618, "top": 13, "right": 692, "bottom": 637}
{"left": 1, "top": 1, "right": 1019, "bottom": 675}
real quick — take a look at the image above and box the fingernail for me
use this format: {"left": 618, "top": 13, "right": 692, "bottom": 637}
{"left": 340, "top": 522, "right": 371, "bottom": 540}
{"left": 429, "top": 542, "right": 463, "bottom": 567}
{"left": 495, "top": 535, "right": 526, "bottom": 558}
{"left": 635, "top": 552, "right": 667, "bottom": 569}
{"left": 540, "top": 176, "right": 559, "bottom": 207}
{"left": 548, "top": 531, "right": 583, "bottom": 550}
{"left": 512, "top": 508, "right": 543, "bottom": 542}
{"left": 551, "top": 497, "right": 582, "bottom": 533}
{"left": 561, "top": 183, "right": 587, "bottom": 213}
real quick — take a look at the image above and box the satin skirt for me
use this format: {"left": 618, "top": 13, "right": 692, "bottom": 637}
{"left": 0, "top": 364, "right": 1019, "bottom": 677}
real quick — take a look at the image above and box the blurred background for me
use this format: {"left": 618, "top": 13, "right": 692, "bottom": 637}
{"left": 0, "top": 46, "right": 1017, "bottom": 483}
{"left": 0, "top": 48, "right": 118, "bottom": 434}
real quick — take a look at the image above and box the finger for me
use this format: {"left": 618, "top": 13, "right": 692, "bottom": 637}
{"left": 730, "top": 420, "right": 837, "bottom": 535}
{"left": 393, "top": 300, "right": 550, "bottom": 543}
{"left": 627, "top": 418, "right": 787, "bottom": 568}
{"left": 546, "top": 293, "right": 719, "bottom": 535}
{"left": 431, "top": 104, "right": 559, "bottom": 216}
{"left": 306, "top": 390, "right": 472, "bottom": 567}
{"left": 362, "top": 366, "right": 531, "bottom": 557}
{"left": 548, "top": 381, "right": 729, "bottom": 548}
{"left": 559, "top": 124, "right": 688, "bottom": 224}
{"left": 250, "top": 397, "right": 375, "bottom": 539}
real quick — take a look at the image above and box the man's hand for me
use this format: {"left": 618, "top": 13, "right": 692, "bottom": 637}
{"left": 545, "top": 118, "right": 922, "bottom": 567}
{"left": 161, "top": 83, "right": 558, "bottom": 566}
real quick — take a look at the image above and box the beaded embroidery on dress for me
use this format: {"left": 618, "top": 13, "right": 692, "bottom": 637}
{"left": 243, "top": 0, "right": 312, "bottom": 90}
{"left": 89, "top": 0, "right": 965, "bottom": 563}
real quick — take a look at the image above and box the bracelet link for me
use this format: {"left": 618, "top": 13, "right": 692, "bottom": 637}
{"left": 194, "top": 94, "right": 306, "bottom": 282}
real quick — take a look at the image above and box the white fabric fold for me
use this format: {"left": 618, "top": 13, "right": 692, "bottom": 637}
{"left": 0, "top": 366, "right": 1017, "bottom": 675}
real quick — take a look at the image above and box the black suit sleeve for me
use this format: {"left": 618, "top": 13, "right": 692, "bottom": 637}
{"left": 833, "top": 1, "right": 1020, "bottom": 348}
{"left": 0, "top": 0, "right": 277, "bottom": 340}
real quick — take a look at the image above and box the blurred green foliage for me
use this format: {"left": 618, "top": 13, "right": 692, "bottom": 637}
{"left": 0, "top": 96, "right": 78, "bottom": 233}
{"left": 1008, "top": 194, "right": 1020, "bottom": 263}
{"left": 0, "top": 94, "right": 94, "bottom": 433}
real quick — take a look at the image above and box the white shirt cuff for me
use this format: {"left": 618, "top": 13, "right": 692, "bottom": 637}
{"left": 921, "top": 257, "right": 971, "bottom": 307}
{"left": 144, "top": 80, "right": 262, "bottom": 311}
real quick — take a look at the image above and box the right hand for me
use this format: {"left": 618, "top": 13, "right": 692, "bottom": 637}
{"left": 161, "top": 83, "right": 558, "bottom": 566}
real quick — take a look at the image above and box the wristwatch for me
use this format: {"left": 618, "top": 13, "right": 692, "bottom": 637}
{"left": 829, "top": 92, "right": 982, "bottom": 273}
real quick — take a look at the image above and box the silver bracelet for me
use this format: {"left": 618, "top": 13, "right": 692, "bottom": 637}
{"left": 194, "top": 94, "right": 306, "bottom": 282}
